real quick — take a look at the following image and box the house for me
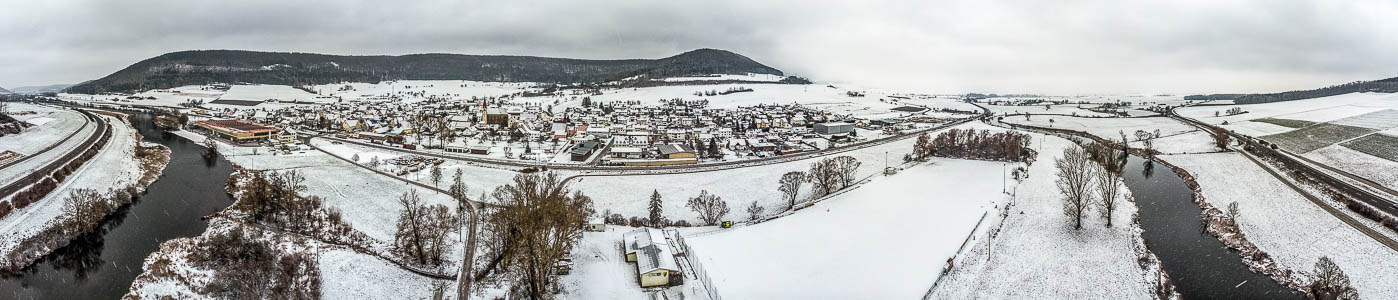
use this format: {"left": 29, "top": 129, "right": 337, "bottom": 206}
{"left": 622, "top": 228, "right": 682, "bottom": 287}
{"left": 570, "top": 140, "right": 600, "bottom": 161}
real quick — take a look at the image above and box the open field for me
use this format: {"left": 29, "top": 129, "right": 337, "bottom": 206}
{"left": 1177, "top": 92, "right": 1398, "bottom": 136}
{"left": 1261, "top": 123, "right": 1376, "bottom": 153}
{"left": 932, "top": 128, "right": 1156, "bottom": 299}
{"left": 1162, "top": 152, "right": 1398, "bottom": 297}
{"left": 1250, "top": 118, "right": 1316, "bottom": 129}
{"left": 1340, "top": 133, "right": 1398, "bottom": 162}
{"left": 686, "top": 159, "right": 1001, "bottom": 299}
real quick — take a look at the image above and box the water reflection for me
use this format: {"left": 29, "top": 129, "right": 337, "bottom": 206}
{"left": 0, "top": 110, "right": 236, "bottom": 299}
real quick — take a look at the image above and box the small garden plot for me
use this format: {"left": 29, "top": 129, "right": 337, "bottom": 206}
{"left": 1249, "top": 118, "right": 1316, "bottom": 129}
{"left": 1260, "top": 123, "right": 1377, "bottom": 153}
{"left": 1341, "top": 133, "right": 1398, "bottom": 162}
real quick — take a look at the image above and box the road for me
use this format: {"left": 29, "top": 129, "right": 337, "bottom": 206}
{"left": 0, "top": 109, "right": 109, "bottom": 198}
{"left": 1166, "top": 107, "right": 1398, "bottom": 216}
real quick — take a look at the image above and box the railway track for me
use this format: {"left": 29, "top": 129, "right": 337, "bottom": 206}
{"left": 0, "top": 109, "right": 110, "bottom": 198}
{"left": 1166, "top": 108, "right": 1398, "bottom": 217}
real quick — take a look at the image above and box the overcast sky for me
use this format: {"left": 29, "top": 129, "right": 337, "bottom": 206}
{"left": 2, "top": 0, "right": 1396, "bottom": 94}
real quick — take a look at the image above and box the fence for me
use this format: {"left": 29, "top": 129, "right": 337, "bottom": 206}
{"left": 673, "top": 233, "right": 722, "bottom": 300}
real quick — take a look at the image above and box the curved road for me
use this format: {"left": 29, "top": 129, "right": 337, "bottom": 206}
{"left": 0, "top": 109, "right": 109, "bottom": 198}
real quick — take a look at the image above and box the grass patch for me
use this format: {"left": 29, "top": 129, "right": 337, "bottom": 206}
{"left": 1260, "top": 123, "right": 1377, "bottom": 153}
{"left": 1250, "top": 118, "right": 1316, "bottom": 128}
{"left": 1341, "top": 133, "right": 1398, "bottom": 162}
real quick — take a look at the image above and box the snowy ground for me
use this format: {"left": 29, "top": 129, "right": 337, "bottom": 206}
{"left": 1161, "top": 152, "right": 1398, "bottom": 297}
{"left": 0, "top": 103, "right": 85, "bottom": 155}
{"left": 684, "top": 158, "right": 1003, "bottom": 299}
{"left": 1304, "top": 145, "right": 1398, "bottom": 190}
{"left": 932, "top": 129, "right": 1157, "bottom": 299}
{"left": 220, "top": 84, "right": 331, "bottom": 103}
{"left": 570, "top": 122, "right": 939, "bottom": 223}
{"left": 555, "top": 227, "right": 699, "bottom": 300}
{"left": 311, "top": 80, "right": 536, "bottom": 104}
{"left": 658, "top": 73, "right": 785, "bottom": 82}
{"left": 1176, "top": 92, "right": 1398, "bottom": 137}
{"left": 319, "top": 249, "right": 443, "bottom": 299}
{"left": 1004, "top": 115, "right": 1196, "bottom": 140}
{"left": 0, "top": 114, "right": 149, "bottom": 260}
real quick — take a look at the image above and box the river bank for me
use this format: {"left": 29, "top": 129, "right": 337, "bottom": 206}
{"left": 0, "top": 112, "right": 169, "bottom": 273}
{"left": 0, "top": 112, "right": 233, "bottom": 299}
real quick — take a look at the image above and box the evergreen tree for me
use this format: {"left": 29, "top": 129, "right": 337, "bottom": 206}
{"left": 648, "top": 190, "right": 664, "bottom": 227}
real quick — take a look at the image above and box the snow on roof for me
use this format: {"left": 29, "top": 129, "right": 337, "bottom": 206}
{"left": 624, "top": 228, "right": 679, "bottom": 272}
{"left": 611, "top": 147, "right": 643, "bottom": 153}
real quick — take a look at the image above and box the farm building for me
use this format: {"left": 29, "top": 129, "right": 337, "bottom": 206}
{"left": 193, "top": 119, "right": 282, "bottom": 144}
{"left": 571, "top": 140, "right": 601, "bottom": 161}
{"left": 658, "top": 143, "right": 696, "bottom": 159}
{"left": 814, "top": 122, "right": 854, "bottom": 134}
{"left": 622, "top": 228, "right": 682, "bottom": 287}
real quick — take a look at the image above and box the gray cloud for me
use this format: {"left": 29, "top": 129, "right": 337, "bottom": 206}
{"left": 2, "top": 0, "right": 1395, "bottom": 94}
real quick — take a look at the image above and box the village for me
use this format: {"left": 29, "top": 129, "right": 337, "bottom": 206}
{"left": 157, "top": 82, "right": 942, "bottom": 167}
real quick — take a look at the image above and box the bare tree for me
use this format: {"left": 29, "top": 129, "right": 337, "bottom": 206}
{"left": 481, "top": 172, "right": 593, "bottom": 299}
{"left": 202, "top": 136, "right": 220, "bottom": 157}
{"left": 913, "top": 132, "right": 932, "bottom": 160}
{"left": 1212, "top": 126, "right": 1230, "bottom": 151}
{"left": 1057, "top": 145, "right": 1097, "bottom": 230}
{"left": 686, "top": 190, "right": 729, "bottom": 226}
{"left": 746, "top": 201, "right": 764, "bottom": 221}
{"left": 1309, "top": 256, "right": 1359, "bottom": 300}
{"left": 1096, "top": 164, "right": 1121, "bottom": 227}
{"left": 1226, "top": 201, "right": 1241, "bottom": 226}
{"left": 63, "top": 188, "right": 105, "bottom": 230}
{"left": 833, "top": 156, "right": 862, "bottom": 189}
{"left": 393, "top": 190, "right": 456, "bottom": 266}
{"left": 807, "top": 158, "right": 840, "bottom": 197}
{"left": 430, "top": 165, "right": 443, "bottom": 188}
{"left": 778, "top": 171, "right": 805, "bottom": 209}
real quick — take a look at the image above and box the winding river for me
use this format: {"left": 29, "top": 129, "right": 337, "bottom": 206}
{"left": 1122, "top": 155, "right": 1302, "bottom": 299}
{"left": 0, "top": 112, "right": 235, "bottom": 299}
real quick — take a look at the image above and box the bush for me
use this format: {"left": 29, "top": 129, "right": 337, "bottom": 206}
{"left": 0, "top": 201, "right": 12, "bottom": 219}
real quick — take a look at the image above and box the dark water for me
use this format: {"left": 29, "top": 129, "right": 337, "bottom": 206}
{"left": 1123, "top": 155, "right": 1302, "bottom": 299}
{"left": 0, "top": 112, "right": 235, "bottom": 299}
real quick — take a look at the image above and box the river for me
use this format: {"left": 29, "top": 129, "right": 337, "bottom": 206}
{"left": 1122, "top": 155, "right": 1302, "bottom": 299}
{"left": 0, "top": 112, "right": 235, "bottom": 299}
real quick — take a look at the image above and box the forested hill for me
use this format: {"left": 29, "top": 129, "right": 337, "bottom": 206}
{"left": 1186, "top": 76, "right": 1398, "bottom": 104}
{"left": 66, "top": 48, "right": 791, "bottom": 94}
{"left": 0, "top": 86, "right": 10, "bottom": 94}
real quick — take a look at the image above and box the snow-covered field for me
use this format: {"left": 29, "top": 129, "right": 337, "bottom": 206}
{"left": 570, "top": 122, "right": 940, "bottom": 223}
{"left": 0, "top": 103, "right": 85, "bottom": 156}
{"left": 1161, "top": 152, "right": 1398, "bottom": 297}
{"left": 932, "top": 129, "right": 1156, "bottom": 299}
{"left": 0, "top": 115, "right": 148, "bottom": 258}
{"left": 1004, "top": 115, "right": 1197, "bottom": 141}
{"left": 1177, "top": 92, "right": 1398, "bottom": 136}
{"left": 319, "top": 249, "right": 442, "bottom": 299}
{"left": 1305, "top": 145, "right": 1398, "bottom": 190}
{"left": 312, "top": 80, "right": 536, "bottom": 103}
{"left": 220, "top": 84, "right": 329, "bottom": 103}
{"left": 658, "top": 73, "right": 785, "bottom": 82}
{"left": 685, "top": 159, "right": 1002, "bottom": 299}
